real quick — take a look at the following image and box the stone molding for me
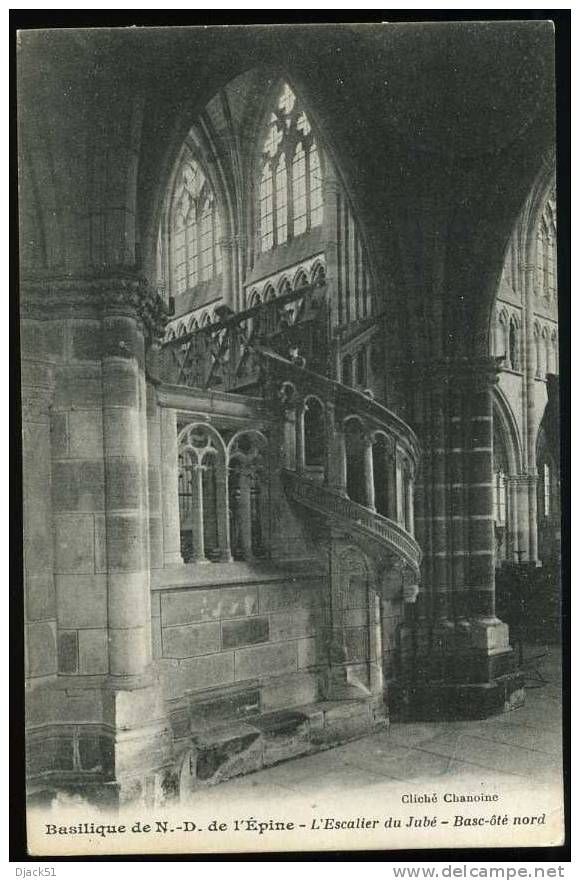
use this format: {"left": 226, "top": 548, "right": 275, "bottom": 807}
{"left": 20, "top": 273, "right": 170, "bottom": 341}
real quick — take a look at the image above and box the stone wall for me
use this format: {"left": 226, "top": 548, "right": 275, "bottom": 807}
{"left": 153, "top": 575, "right": 326, "bottom": 729}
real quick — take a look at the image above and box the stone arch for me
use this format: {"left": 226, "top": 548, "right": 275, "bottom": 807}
{"left": 492, "top": 387, "right": 523, "bottom": 476}
{"left": 277, "top": 275, "right": 292, "bottom": 297}
{"left": 179, "top": 421, "right": 228, "bottom": 462}
{"left": 292, "top": 267, "right": 310, "bottom": 291}
{"left": 227, "top": 430, "right": 269, "bottom": 560}
{"left": 178, "top": 422, "right": 228, "bottom": 563}
{"left": 310, "top": 260, "right": 326, "bottom": 287}
{"left": 248, "top": 288, "right": 262, "bottom": 308}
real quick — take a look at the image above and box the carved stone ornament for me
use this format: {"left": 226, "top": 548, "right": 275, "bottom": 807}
{"left": 20, "top": 273, "right": 170, "bottom": 341}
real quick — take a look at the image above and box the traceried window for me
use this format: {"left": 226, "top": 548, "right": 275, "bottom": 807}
{"left": 493, "top": 468, "right": 507, "bottom": 525}
{"left": 168, "top": 151, "right": 223, "bottom": 296}
{"left": 536, "top": 198, "right": 557, "bottom": 301}
{"left": 258, "top": 83, "right": 324, "bottom": 253}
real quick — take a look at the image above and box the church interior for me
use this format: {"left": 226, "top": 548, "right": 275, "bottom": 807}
{"left": 19, "top": 22, "right": 561, "bottom": 806}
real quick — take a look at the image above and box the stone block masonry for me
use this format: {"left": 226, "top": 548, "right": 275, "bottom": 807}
{"left": 154, "top": 573, "right": 327, "bottom": 715}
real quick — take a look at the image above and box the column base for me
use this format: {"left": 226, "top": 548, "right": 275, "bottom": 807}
{"left": 26, "top": 677, "right": 175, "bottom": 809}
{"left": 390, "top": 671, "right": 525, "bottom": 722}
{"left": 391, "top": 614, "right": 524, "bottom": 721}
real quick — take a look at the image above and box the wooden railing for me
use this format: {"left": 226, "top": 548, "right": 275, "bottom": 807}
{"left": 159, "top": 282, "right": 329, "bottom": 392}
{"left": 283, "top": 469, "right": 422, "bottom": 574}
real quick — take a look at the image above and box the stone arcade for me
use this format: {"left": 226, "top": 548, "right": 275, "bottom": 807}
{"left": 19, "top": 23, "right": 559, "bottom": 807}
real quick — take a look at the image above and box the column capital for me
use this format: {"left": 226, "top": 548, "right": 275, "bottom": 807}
{"left": 20, "top": 272, "right": 170, "bottom": 341}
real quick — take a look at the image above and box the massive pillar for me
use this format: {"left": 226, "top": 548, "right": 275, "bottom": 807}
{"left": 399, "top": 358, "right": 522, "bottom": 719}
{"left": 101, "top": 297, "right": 152, "bottom": 684}
{"left": 21, "top": 320, "right": 57, "bottom": 685}
{"left": 23, "top": 277, "right": 173, "bottom": 804}
{"left": 522, "top": 261, "right": 540, "bottom": 563}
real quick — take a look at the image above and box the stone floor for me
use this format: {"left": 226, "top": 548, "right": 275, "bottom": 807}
{"left": 186, "top": 646, "right": 563, "bottom": 808}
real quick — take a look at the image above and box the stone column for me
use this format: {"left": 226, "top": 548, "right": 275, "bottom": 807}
{"left": 522, "top": 261, "right": 539, "bottom": 563}
{"left": 281, "top": 407, "right": 297, "bottom": 470}
{"left": 160, "top": 407, "right": 184, "bottom": 567}
{"left": 219, "top": 236, "right": 235, "bottom": 310}
{"left": 190, "top": 463, "right": 208, "bottom": 564}
{"left": 527, "top": 474, "right": 539, "bottom": 562}
{"left": 507, "top": 476, "right": 520, "bottom": 561}
{"left": 363, "top": 435, "right": 376, "bottom": 511}
{"left": 336, "top": 425, "right": 348, "bottom": 496}
{"left": 295, "top": 403, "right": 306, "bottom": 473}
{"left": 101, "top": 306, "right": 152, "bottom": 685}
{"left": 326, "top": 404, "right": 347, "bottom": 495}
{"left": 322, "top": 173, "right": 341, "bottom": 341}
{"left": 386, "top": 451, "right": 398, "bottom": 522}
{"left": 430, "top": 390, "right": 451, "bottom": 621}
{"left": 21, "top": 339, "right": 57, "bottom": 682}
{"left": 238, "top": 466, "right": 254, "bottom": 560}
{"left": 448, "top": 384, "right": 467, "bottom": 616}
{"left": 395, "top": 453, "right": 405, "bottom": 527}
{"left": 460, "top": 358, "right": 513, "bottom": 673}
{"left": 466, "top": 364, "right": 497, "bottom": 621}
{"left": 214, "top": 466, "right": 232, "bottom": 562}
{"left": 147, "top": 385, "right": 164, "bottom": 571}
{"left": 405, "top": 472, "right": 415, "bottom": 536}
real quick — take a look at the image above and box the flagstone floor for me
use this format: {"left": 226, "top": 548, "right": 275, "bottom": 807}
{"left": 187, "top": 646, "right": 564, "bottom": 807}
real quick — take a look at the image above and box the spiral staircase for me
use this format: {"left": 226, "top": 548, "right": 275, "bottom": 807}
{"left": 159, "top": 279, "right": 421, "bottom": 580}
{"left": 157, "top": 282, "right": 422, "bottom": 782}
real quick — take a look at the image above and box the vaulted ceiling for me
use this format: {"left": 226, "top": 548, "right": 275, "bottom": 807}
{"left": 18, "top": 22, "right": 555, "bottom": 354}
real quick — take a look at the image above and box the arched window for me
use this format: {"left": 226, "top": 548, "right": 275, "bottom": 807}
{"left": 543, "top": 462, "right": 551, "bottom": 519}
{"left": 168, "top": 151, "right": 222, "bottom": 297}
{"left": 275, "top": 156, "right": 288, "bottom": 245}
{"left": 536, "top": 224, "right": 545, "bottom": 298}
{"left": 498, "top": 310, "right": 509, "bottom": 362}
{"left": 493, "top": 468, "right": 507, "bottom": 525}
{"left": 492, "top": 424, "right": 510, "bottom": 563}
{"left": 258, "top": 83, "right": 323, "bottom": 253}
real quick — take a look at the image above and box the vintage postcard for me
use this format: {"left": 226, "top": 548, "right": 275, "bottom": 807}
{"left": 18, "top": 20, "right": 564, "bottom": 856}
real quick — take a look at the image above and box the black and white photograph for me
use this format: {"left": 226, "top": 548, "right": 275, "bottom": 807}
{"left": 16, "top": 17, "right": 566, "bottom": 857}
